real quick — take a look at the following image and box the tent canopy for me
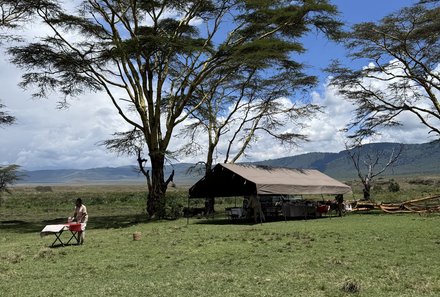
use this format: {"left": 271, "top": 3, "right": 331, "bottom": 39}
{"left": 188, "top": 163, "right": 352, "bottom": 198}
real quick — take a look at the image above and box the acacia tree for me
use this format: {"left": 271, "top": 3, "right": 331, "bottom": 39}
{"left": 345, "top": 142, "right": 403, "bottom": 200}
{"left": 0, "top": 103, "right": 19, "bottom": 196}
{"left": 328, "top": 1, "right": 440, "bottom": 140}
{"left": 180, "top": 66, "right": 320, "bottom": 175}
{"left": 0, "top": 164, "right": 20, "bottom": 197}
{"left": 8, "top": 0, "right": 340, "bottom": 217}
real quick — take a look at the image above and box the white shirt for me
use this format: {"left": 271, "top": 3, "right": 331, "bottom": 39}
{"left": 74, "top": 204, "right": 88, "bottom": 224}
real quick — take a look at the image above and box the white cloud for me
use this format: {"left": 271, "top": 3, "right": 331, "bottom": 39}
{"left": 366, "top": 111, "right": 436, "bottom": 144}
{"left": 0, "top": 57, "right": 135, "bottom": 170}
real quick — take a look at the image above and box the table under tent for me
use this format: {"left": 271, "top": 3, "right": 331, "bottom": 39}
{"left": 188, "top": 163, "right": 352, "bottom": 221}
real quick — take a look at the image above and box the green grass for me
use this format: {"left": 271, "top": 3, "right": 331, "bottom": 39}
{"left": 2, "top": 186, "right": 440, "bottom": 296}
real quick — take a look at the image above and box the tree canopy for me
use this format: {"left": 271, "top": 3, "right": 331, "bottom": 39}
{"left": 0, "top": 101, "right": 15, "bottom": 126}
{"left": 0, "top": 164, "right": 20, "bottom": 195}
{"left": 0, "top": 0, "right": 34, "bottom": 44}
{"left": 180, "top": 63, "right": 321, "bottom": 174}
{"left": 328, "top": 1, "right": 440, "bottom": 140}
{"left": 1, "top": 0, "right": 31, "bottom": 124}
{"left": 7, "top": 0, "right": 340, "bottom": 217}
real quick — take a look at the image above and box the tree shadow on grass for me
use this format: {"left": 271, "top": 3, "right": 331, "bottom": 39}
{"left": 89, "top": 214, "right": 149, "bottom": 229}
{"left": 0, "top": 213, "right": 150, "bottom": 234}
{"left": 0, "top": 220, "right": 39, "bottom": 233}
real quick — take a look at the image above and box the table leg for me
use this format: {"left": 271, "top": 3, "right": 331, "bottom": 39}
{"left": 51, "top": 231, "right": 65, "bottom": 247}
{"left": 67, "top": 231, "right": 80, "bottom": 245}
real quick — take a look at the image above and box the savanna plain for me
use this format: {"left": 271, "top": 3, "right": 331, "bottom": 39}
{"left": 1, "top": 176, "right": 440, "bottom": 297}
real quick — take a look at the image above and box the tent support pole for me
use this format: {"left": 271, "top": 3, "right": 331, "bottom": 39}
{"left": 186, "top": 196, "right": 190, "bottom": 225}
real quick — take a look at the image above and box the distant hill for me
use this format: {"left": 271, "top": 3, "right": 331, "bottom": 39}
{"left": 256, "top": 141, "right": 440, "bottom": 179}
{"left": 18, "top": 142, "right": 440, "bottom": 185}
{"left": 19, "top": 163, "right": 203, "bottom": 186}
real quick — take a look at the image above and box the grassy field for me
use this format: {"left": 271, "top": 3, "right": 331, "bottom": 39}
{"left": 1, "top": 183, "right": 440, "bottom": 296}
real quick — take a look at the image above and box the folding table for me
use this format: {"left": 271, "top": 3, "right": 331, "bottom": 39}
{"left": 40, "top": 223, "right": 82, "bottom": 247}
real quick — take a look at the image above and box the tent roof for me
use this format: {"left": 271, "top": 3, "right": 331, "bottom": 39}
{"left": 188, "top": 163, "right": 352, "bottom": 198}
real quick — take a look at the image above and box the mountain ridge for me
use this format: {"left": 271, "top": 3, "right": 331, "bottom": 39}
{"left": 18, "top": 141, "right": 440, "bottom": 185}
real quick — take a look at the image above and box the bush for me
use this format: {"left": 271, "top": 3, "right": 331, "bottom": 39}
{"left": 162, "top": 198, "right": 184, "bottom": 220}
{"left": 35, "top": 186, "right": 53, "bottom": 192}
{"left": 341, "top": 279, "right": 361, "bottom": 294}
{"left": 372, "top": 185, "right": 383, "bottom": 193}
{"left": 388, "top": 179, "right": 400, "bottom": 192}
{"left": 155, "top": 191, "right": 188, "bottom": 219}
{"left": 408, "top": 178, "right": 435, "bottom": 185}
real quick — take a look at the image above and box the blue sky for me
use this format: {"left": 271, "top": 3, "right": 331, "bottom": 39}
{"left": 300, "top": 0, "right": 417, "bottom": 86}
{"left": 0, "top": 0, "right": 432, "bottom": 171}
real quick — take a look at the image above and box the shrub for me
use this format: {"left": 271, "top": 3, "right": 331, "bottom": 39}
{"left": 388, "top": 179, "right": 400, "bottom": 192}
{"left": 35, "top": 186, "right": 53, "bottom": 192}
{"left": 341, "top": 279, "right": 361, "bottom": 294}
{"left": 162, "top": 199, "right": 184, "bottom": 220}
{"left": 156, "top": 192, "right": 188, "bottom": 219}
{"left": 408, "top": 178, "right": 435, "bottom": 185}
{"left": 372, "top": 185, "right": 383, "bottom": 193}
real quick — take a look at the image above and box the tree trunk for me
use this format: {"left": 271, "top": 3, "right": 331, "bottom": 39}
{"left": 336, "top": 194, "right": 343, "bottom": 217}
{"left": 204, "top": 151, "right": 215, "bottom": 215}
{"left": 146, "top": 154, "right": 166, "bottom": 218}
{"left": 362, "top": 183, "right": 371, "bottom": 201}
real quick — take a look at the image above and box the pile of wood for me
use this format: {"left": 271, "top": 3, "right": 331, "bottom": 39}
{"left": 380, "top": 195, "right": 440, "bottom": 214}
{"left": 351, "top": 200, "right": 379, "bottom": 212}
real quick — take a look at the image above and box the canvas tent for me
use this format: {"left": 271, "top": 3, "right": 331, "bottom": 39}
{"left": 189, "top": 163, "right": 351, "bottom": 198}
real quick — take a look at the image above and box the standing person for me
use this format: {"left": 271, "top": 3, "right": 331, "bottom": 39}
{"left": 248, "top": 194, "right": 265, "bottom": 224}
{"left": 335, "top": 194, "right": 344, "bottom": 217}
{"left": 73, "top": 198, "right": 88, "bottom": 245}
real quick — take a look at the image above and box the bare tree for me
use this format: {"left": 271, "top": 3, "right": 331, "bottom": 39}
{"left": 345, "top": 142, "right": 403, "bottom": 200}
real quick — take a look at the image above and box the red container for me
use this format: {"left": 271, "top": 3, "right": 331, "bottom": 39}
{"left": 68, "top": 223, "right": 82, "bottom": 232}
{"left": 317, "top": 205, "right": 330, "bottom": 214}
